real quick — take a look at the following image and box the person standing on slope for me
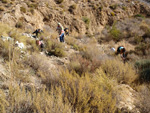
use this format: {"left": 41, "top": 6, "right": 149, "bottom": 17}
{"left": 56, "top": 23, "right": 65, "bottom": 42}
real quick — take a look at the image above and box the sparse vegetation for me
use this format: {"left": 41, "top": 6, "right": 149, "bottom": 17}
{"left": 20, "top": 7, "right": 26, "bottom": 13}
{"left": 109, "top": 25, "right": 121, "bottom": 41}
{"left": 101, "top": 59, "right": 137, "bottom": 84}
{"left": 135, "top": 42, "right": 150, "bottom": 55}
{"left": 82, "top": 16, "right": 90, "bottom": 25}
{"left": 134, "top": 14, "right": 145, "bottom": 18}
{"left": 70, "top": 4, "right": 77, "bottom": 10}
{"left": 109, "top": 4, "right": 118, "bottom": 10}
{"left": 1, "top": 0, "right": 8, "bottom": 3}
{"left": 27, "top": 3, "right": 38, "bottom": 9}
{"left": 135, "top": 59, "right": 150, "bottom": 83}
{"left": 111, "top": 12, "right": 115, "bottom": 16}
{"left": 0, "top": 0, "right": 150, "bottom": 112}
{"left": 15, "top": 22, "right": 23, "bottom": 28}
{"left": 45, "top": 40, "right": 66, "bottom": 57}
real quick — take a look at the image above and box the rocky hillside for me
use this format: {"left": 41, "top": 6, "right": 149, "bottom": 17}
{"left": 0, "top": 0, "right": 150, "bottom": 113}
{"left": 0, "top": 0, "right": 150, "bottom": 35}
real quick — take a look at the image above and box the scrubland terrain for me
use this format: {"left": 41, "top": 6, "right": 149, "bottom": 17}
{"left": 0, "top": 0, "right": 150, "bottom": 113}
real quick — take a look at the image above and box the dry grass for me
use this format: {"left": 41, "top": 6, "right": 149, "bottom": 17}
{"left": 0, "top": 68, "right": 117, "bottom": 113}
{"left": 101, "top": 59, "right": 137, "bottom": 84}
{"left": 0, "top": 85, "right": 73, "bottom": 113}
{"left": 38, "top": 69, "right": 116, "bottom": 113}
{"left": 68, "top": 53, "right": 101, "bottom": 75}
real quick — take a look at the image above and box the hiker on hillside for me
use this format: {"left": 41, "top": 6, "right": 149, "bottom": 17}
{"left": 64, "top": 28, "right": 69, "bottom": 36}
{"left": 116, "top": 46, "right": 128, "bottom": 63}
{"left": 32, "top": 29, "right": 43, "bottom": 38}
{"left": 56, "top": 23, "right": 65, "bottom": 42}
{"left": 36, "top": 38, "right": 44, "bottom": 51}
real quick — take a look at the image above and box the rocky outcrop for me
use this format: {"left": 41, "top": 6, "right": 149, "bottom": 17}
{"left": 113, "top": 84, "right": 141, "bottom": 113}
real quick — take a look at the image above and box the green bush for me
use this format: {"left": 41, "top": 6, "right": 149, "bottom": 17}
{"left": 82, "top": 16, "right": 90, "bottom": 25}
{"left": 134, "top": 14, "right": 145, "bottom": 18}
{"left": 109, "top": 26, "right": 121, "bottom": 41}
{"left": 111, "top": 12, "right": 115, "bottom": 16}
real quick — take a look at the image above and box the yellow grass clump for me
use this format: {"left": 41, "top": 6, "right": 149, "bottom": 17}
{"left": 101, "top": 59, "right": 138, "bottom": 84}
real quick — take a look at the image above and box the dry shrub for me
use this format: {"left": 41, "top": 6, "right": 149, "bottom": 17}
{"left": 0, "top": 40, "right": 12, "bottom": 60}
{"left": 27, "top": 53, "right": 56, "bottom": 73}
{"left": 50, "top": 33, "right": 58, "bottom": 39}
{"left": 135, "top": 42, "right": 150, "bottom": 55}
{"left": 0, "top": 23, "right": 11, "bottom": 36}
{"left": 0, "top": 22, "right": 29, "bottom": 46}
{"left": 0, "top": 85, "right": 72, "bottom": 113}
{"left": 81, "top": 44, "right": 100, "bottom": 61}
{"left": 65, "top": 37, "right": 85, "bottom": 51}
{"left": 0, "top": 89, "right": 9, "bottom": 113}
{"left": 10, "top": 58, "right": 31, "bottom": 83}
{"left": 68, "top": 53, "right": 101, "bottom": 75}
{"left": 26, "top": 39, "right": 40, "bottom": 52}
{"left": 45, "top": 40, "right": 66, "bottom": 57}
{"left": 26, "top": 53, "right": 59, "bottom": 84}
{"left": 101, "top": 59, "right": 137, "bottom": 84}
{"left": 42, "top": 69, "right": 116, "bottom": 113}
{"left": 0, "top": 69, "right": 116, "bottom": 113}
{"left": 57, "top": 70, "right": 116, "bottom": 113}
{"left": 68, "top": 54, "right": 91, "bottom": 75}
{"left": 15, "top": 22, "right": 23, "bottom": 29}
{"left": 65, "top": 36, "right": 77, "bottom": 46}
{"left": 135, "top": 59, "right": 150, "bottom": 70}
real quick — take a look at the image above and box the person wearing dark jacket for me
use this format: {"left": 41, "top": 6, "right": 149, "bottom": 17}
{"left": 32, "top": 29, "right": 43, "bottom": 38}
